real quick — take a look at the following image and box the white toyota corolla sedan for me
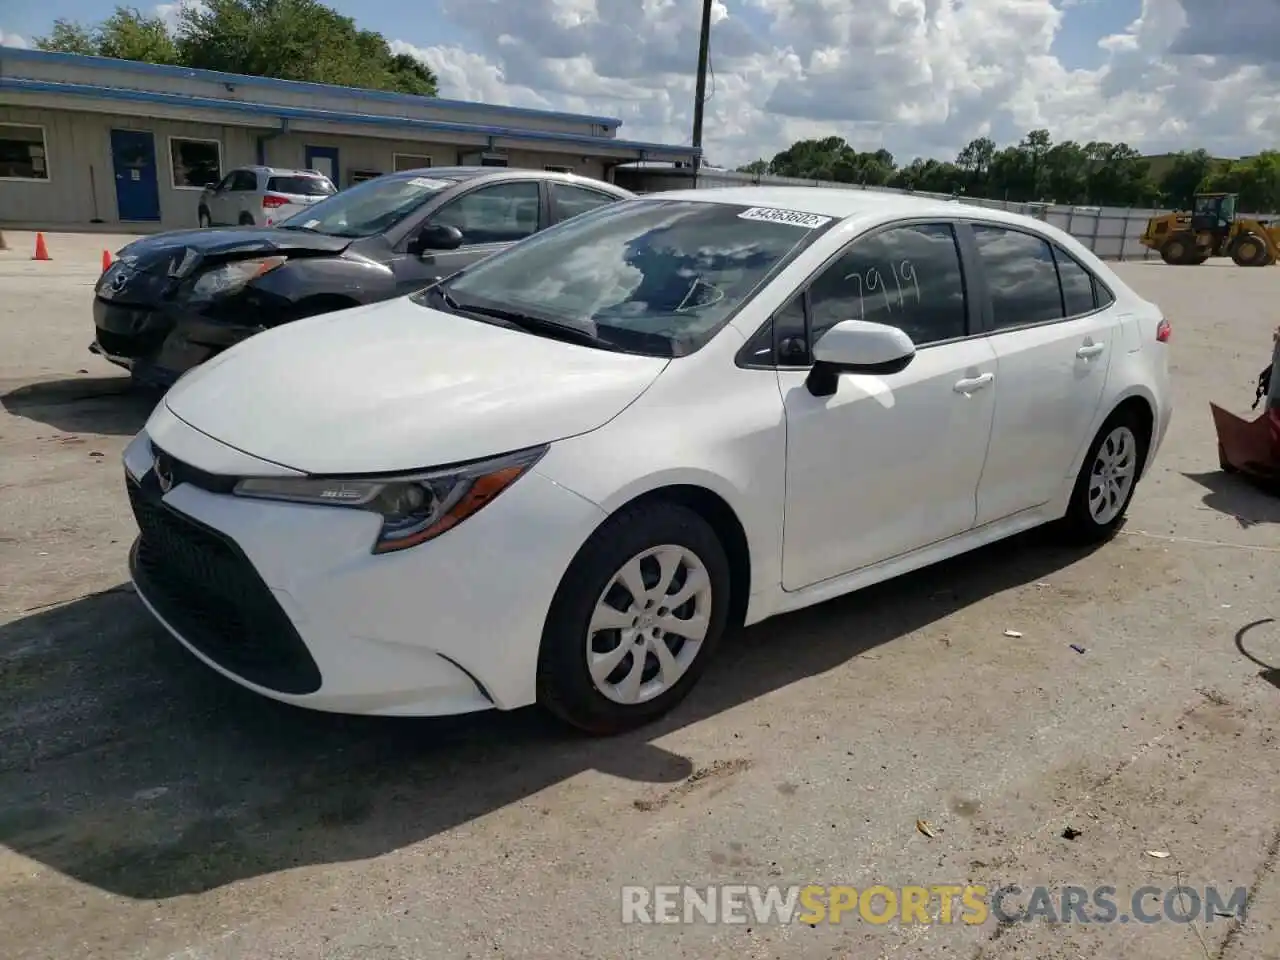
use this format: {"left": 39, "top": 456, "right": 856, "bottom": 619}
{"left": 122, "top": 186, "right": 1172, "bottom": 734}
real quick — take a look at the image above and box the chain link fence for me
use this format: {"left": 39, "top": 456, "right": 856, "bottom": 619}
{"left": 617, "top": 166, "right": 1271, "bottom": 262}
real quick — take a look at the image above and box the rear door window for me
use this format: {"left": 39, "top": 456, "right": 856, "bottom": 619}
{"left": 970, "top": 224, "right": 1064, "bottom": 329}
{"left": 1051, "top": 246, "right": 1097, "bottom": 317}
{"left": 230, "top": 170, "right": 259, "bottom": 192}
{"left": 549, "top": 182, "right": 619, "bottom": 223}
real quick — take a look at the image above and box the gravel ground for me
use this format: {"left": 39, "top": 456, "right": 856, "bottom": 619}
{"left": 1, "top": 233, "right": 1278, "bottom": 960}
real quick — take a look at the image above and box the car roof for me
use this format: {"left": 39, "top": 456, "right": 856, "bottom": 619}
{"left": 639, "top": 185, "right": 1046, "bottom": 230}
{"left": 231, "top": 165, "right": 330, "bottom": 178}
{"left": 383, "top": 166, "right": 630, "bottom": 193}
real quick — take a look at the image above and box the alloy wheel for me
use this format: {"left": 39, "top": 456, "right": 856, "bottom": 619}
{"left": 1088, "top": 425, "right": 1137, "bottom": 525}
{"left": 586, "top": 544, "right": 712, "bottom": 705}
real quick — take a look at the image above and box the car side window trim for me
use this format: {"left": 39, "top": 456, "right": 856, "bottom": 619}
{"left": 735, "top": 217, "right": 977, "bottom": 371}
{"left": 956, "top": 218, "right": 1117, "bottom": 337}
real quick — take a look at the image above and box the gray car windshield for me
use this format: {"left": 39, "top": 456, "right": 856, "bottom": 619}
{"left": 278, "top": 174, "right": 458, "bottom": 237}
{"left": 418, "top": 198, "right": 831, "bottom": 356}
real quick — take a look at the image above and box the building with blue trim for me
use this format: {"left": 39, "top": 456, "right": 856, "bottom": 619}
{"left": 0, "top": 47, "right": 696, "bottom": 228}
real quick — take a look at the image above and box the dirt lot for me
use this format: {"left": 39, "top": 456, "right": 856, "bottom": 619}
{"left": 1, "top": 232, "right": 1278, "bottom": 960}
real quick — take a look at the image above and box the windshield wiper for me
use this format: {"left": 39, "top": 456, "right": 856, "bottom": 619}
{"left": 444, "top": 296, "right": 616, "bottom": 350}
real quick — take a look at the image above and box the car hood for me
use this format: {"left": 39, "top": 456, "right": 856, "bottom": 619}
{"left": 162, "top": 298, "right": 670, "bottom": 475}
{"left": 100, "top": 227, "right": 355, "bottom": 304}
{"left": 119, "top": 226, "right": 352, "bottom": 260}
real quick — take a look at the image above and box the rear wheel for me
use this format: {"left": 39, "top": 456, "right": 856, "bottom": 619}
{"left": 537, "top": 501, "right": 731, "bottom": 735}
{"left": 238, "top": 212, "right": 255, "bottom": 226}
{"left": 1057, "top": 409, "right": 1149, "bottom": 544}
{"left": 1231, "top": 233, "right": 1268, "bottom": 266}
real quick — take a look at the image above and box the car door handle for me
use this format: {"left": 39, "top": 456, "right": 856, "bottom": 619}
{"left": 953, "top": 373, "right": 994, "bottom": 394}
{"left": 1076, "top": 342, "right": 1106, "bottom": 359}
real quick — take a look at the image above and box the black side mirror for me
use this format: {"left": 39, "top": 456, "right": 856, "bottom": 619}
{"left": 411, "top": 223, "right": 464, "bottom": 254}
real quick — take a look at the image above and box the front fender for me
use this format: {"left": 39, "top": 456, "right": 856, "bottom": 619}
{"left": 249, "top": 255, "right": 397, "bottom": 311}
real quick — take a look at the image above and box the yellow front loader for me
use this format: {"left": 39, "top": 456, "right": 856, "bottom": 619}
{"left": 1139, "top": 192, "right": 1280, "bottom": 266}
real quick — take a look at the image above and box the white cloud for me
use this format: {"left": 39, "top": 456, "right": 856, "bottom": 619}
{"left": 394, "top": 0, "right": 1280, "bottom": 166}
{"left": 7, "top": 0, "right": 1276, "bottom": 166}
{"left": 1, "top": 29, "right": 28, "bottom": 48}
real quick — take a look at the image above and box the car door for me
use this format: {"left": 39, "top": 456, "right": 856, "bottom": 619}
{"left": 393, "top": 179, "right": 544, "bottom": 294}
{"left": 965, "top": 223, "right": 1116, "bottom": 526}
{"left": 547, "top": 180, "right": 622, "bottom": 225}
{"left": 206, "top": 171, "right": 237, "bottom": 224}
{"left": 776, "top": 221, "right": 999, "bottom": 591}
{"left": 231, "top": 169, "right": 260, "bottom": 224}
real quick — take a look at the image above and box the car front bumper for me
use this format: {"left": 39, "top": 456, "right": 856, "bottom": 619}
{"left": 122, "top": 410, "right": 608, "bottom": 716}
{"left": 93, "top": 296, "right": 267, "bottom": 387}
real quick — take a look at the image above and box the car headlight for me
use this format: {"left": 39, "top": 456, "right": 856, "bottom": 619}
{"left": 231, "top": 445, "right": 548, "bottom": 554}
{"left": 190, "top": 256, "right": 287, "bottom": 299}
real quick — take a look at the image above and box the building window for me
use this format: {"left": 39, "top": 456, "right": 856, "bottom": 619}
{"left": 545, "top": 164, "right": 574, "bottom": 173}
{"left": 169, "top": 137, "right": 222, "bottom": 189}
{"left": 393, "top": 153, "right": 433, "bottom": 172}
{"left": 0, "top": 124, "right": 50, "bottom": 181}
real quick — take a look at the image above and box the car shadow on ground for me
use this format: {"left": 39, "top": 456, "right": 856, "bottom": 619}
{"left": 1183, "top": 470, "right": 1280, "bottom": 528}
{"left": 1235, "top": 618, "right": 1280, "bottom": 692}
{"left": 0, "top": 376, "right": 159, "bottom": 436}
{"left": 0, "top": 530, "right": 1100, "bottom": 901}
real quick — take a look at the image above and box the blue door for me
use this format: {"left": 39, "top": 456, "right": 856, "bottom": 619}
{"left": 110, "top": 129, "right": 162, "bottom": 222}
{"left": 304, "top": 145, "right": 340, "bottom": 187}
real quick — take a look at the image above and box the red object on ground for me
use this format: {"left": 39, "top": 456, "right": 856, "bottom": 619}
{"left": 101, "top": 249, "right": 112, "bottom": 272}
{"left": 32, "top": 233, "right": 50, "bottom": 261}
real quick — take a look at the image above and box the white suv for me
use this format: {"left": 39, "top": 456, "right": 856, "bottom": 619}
{"left": 197, "top": 166, "right": 336, "bottom": 228}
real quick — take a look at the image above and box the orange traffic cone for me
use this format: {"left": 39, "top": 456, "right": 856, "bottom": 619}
{"left": 102, "top": 249, "right": 112, "bottom": 272}
{"left": 32, "top": 232, "right": 50, "bottom": 261}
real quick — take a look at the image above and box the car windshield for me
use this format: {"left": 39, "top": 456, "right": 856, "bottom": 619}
{"left": 415, "top": 198, "right": 833, "bottom": 356}
{"left": 278, "top": 174, "right": 458, "bottom": 237}
{"left": 269, "top": 175, "right": 335, "bottom": 196}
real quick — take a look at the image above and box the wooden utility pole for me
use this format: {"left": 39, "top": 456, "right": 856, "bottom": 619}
{"left": 691, "top": 0, "right": 713, "bottom": 181}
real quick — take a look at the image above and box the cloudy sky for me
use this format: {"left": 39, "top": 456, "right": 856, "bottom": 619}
{"left": 2, "top": 0, "right": 1278, "bottom": 166}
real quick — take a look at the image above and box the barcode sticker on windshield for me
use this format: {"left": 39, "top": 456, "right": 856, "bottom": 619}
{"left": 738, "top": 207, "right": 833, "bottom": 229}
{"left": 408, "top": 177, "right": 450, "bottom": 189}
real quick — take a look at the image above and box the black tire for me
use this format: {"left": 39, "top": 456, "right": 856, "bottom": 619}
{"left": 1056, "top": 408, "right": 1150, "bottom": 545}
{"left": 536, "top": 501, "right": 732, "bottom": 735}
{"left": 1160, "top": 236, "right": 1189, "bottom": 265}
{"left": 1231, "top": 233, "right": 1267, "bottom": 266}
{"left": 238, "top": 212, "right": 255, "bottom": 226}
{"left": 198, "top": 208, "right": 212, "bottom": 228}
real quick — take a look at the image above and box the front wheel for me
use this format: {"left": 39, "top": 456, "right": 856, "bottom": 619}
{"left": 1056, "top": 411, "right": 1149, "bottom": 544}
{"left": 198, "top": 208, "right": 211, "bottom": 228}
{"left": 537, "top": 501, "right": 732, "bottom": 735}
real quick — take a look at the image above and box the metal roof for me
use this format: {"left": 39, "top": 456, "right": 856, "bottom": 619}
{"left": 0, "top": 76, "right": 698, "bottom": 162}
{"left": 0, "top": 46, "right": 623, "bottom": 129}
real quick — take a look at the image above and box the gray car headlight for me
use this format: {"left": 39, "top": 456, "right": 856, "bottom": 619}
{"left": 190, "top": 256, "right": 287, "bottom": 299}
{"left": 231, "top": 445, "right": 548, "bottom": 554}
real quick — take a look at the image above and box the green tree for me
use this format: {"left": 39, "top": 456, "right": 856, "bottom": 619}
{"left": 177, "top": 0, "right": 436, "bottom": 94}
{"left": 1158, "top": 150, "right": 1215, "bottom": 209}
{"left": 37, "top": 6, "right": 180, "bottom": 63}
{"left": 1204, "top": 151, "right": 1280, "bottom": 213}
{"left": 36, "top": 0, "right": 436, "bottom": 96}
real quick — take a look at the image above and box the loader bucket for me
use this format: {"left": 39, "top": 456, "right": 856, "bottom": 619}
{"left": 1212, "top": 404, "right": 1280, "bottom": 490}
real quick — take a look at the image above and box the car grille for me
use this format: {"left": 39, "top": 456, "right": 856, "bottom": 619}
{"left": 126, "top": 471, "right": 322, "bottom": 695}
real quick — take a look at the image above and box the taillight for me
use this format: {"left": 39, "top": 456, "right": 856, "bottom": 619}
{"left": 262, "top": 194, "right": 289, "bottom": 209}
{"left": 1156, "top": 318, "right": 1171, "bottom": 342}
